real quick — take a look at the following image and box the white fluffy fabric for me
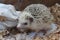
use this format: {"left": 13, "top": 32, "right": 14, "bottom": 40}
{"left": 0, "top": 3, "right": 21, "bottom": 32}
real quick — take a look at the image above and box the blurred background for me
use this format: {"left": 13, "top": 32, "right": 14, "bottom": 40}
{"left": 0, "top": 0, "right": 60, "bottom": 11}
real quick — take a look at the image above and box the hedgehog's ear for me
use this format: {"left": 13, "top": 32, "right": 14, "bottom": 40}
{"left": 26, "top": 16, "right": 33, "bottom": 22}
{"left": 28, "top": 17, "right": 33, "bottom": 22}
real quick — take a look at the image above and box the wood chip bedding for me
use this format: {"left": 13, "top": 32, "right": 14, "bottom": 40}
{"left": 0, "top": 3, "right": 60, "bottom": 40}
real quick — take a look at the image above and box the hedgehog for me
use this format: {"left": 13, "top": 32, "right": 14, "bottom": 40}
{"left": 17, "top": 4, "right": 57, "bottom": 37}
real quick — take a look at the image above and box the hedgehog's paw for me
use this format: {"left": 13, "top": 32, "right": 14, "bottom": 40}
{"left": 26, "top": 32, "right": 37, "bottom": 40}
{"left": 37, "top": 31, "right": 46, "bottom": 38}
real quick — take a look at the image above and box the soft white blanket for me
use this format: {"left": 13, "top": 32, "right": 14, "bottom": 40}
{"left": 0, "top": 3, "right": 21, "bottom": 32}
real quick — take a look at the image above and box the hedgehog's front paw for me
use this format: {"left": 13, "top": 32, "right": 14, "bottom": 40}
{"left": 27, "top": 32, "right": 37, "bottom": 40}
{"left": 36, "top": 29, "right": 48, "bottom": 38}
{"left": 37, "top": 32, "right": 46, "bottom": 38}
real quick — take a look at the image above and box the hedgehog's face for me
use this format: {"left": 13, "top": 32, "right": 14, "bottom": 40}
{"left": 17, "top": 11, "right": 34, "bottom": 30}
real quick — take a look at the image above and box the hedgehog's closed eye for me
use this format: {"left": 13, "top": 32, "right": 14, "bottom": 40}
{"left": 23, "top": 22, "right": 28, "bottom": 25}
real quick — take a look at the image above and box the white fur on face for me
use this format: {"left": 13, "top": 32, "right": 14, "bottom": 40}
{"left": 17, "top": 11, "right": 34, "bottom": 29}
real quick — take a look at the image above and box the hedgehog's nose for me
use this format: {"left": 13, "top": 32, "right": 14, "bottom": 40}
{"left": 29, "top": 17, "right": 33, "bottom": 22}
{"left": 17, "top": 24, "right": 21, "bottom": 29}
{"left": 16, "top": 26, "right": 20, "bottom": 29}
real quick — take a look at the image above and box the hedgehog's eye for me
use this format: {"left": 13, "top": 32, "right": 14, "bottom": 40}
{"left": 23, "top": 22, "right": 28, "bottom": 25}
{"left": 33, "top": 14, "right": 37, "bottom": 16}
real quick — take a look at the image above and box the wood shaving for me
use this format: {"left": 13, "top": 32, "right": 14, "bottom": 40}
{"left": 0, "top": 3, "right": 60, "bottom": 40}
{"left": 0, "top": 16, "right": 7, "bottom": 22}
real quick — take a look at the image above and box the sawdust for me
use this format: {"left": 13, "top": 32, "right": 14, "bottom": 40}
{"left": 0, "top": 16, "right": 7, "bottom": 21}
{"left": 0, "top": 3, "right": 60, "bottom": 40}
